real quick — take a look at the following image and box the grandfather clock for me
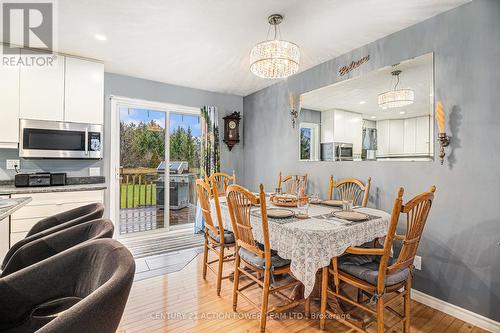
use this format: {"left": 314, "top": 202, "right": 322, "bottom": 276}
{"left": 222, "top": 112, "right": 241, "bottom": 151}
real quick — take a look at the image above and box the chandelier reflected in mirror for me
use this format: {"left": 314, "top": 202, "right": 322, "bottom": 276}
{"left": 378, "top": 70, "right": 414, "bottom": 109}
{"left": 250, "top": 14, "right": 300, "bottom": 79}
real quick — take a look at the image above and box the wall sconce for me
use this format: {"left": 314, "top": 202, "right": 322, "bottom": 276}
{"left": 436, "top": 101, "right": 450, "bottom": 165}
{"left": 289, "top": 93, "right": 302, "bottom": 128}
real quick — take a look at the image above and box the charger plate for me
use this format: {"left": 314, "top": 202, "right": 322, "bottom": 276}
{"left": 321, "top": 200, "right": 343, "bottom": 207}
{"left": 332, "top": 211, "right": 369, "bottom": 222}
{"left": 267, "top": 208, "right": 295, "bottom": 219}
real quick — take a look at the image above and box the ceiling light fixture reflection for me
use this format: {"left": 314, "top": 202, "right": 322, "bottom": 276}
{"left": 378, "top": 70, "right": 414, "bottom": 109}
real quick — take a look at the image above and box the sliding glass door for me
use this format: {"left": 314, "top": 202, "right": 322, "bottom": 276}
{"left": 118, "top": 107, "right": 167, "bottom": 235}
{"left": 111, "top": 98, "right": 201, "bottom": 238}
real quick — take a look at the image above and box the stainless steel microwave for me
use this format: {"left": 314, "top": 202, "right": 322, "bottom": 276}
{"left": 321, "top": 142, "right": 353, "bottom": 161}
{"left": 19, "top": 119, "right": 103, "bottom": 159}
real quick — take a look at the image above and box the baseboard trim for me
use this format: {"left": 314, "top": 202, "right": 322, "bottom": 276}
{"left": 411, "top": 289, "right": 500, "bottom": 333}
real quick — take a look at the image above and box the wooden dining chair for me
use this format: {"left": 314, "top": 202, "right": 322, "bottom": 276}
{"left": 195, "top": 179, "right": 235, "bottom": 296}
{"left": 226, "top": 183, "right": 310, "bottom": 333}
{"left": 328, "top": 176, "right": 371, "bottom": 207}
{"left": 277, "top": 172, "right": 308, "bottom": 194}
{"left": 320, "top": 185, "right": 436, "bottom": 333}
{"left": 209, "top": 171, "right": 236, "bottom": 196}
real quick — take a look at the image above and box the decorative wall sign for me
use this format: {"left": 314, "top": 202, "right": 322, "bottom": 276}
{"left": 339, "top": 55, "right": 370, "bottom": 76}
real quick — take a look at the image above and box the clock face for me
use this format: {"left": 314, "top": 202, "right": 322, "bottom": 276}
{"left": 228, "top": 120, "right": 237, "bottom": 130}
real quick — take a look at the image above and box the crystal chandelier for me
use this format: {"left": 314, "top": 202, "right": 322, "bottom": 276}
{"left": 378, "top": 70, "right": 414, "bottom": 109}
{"left": 250, "top": 14, "right": 300, "bottom": 79}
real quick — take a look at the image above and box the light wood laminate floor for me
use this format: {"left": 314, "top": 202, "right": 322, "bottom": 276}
{"left": 117, "top": 254, "right": 490, "bottom": 333}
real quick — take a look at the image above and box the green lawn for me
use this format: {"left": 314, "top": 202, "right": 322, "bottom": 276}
{"left": 120, "top": 184, "right": 157, "bottom": 209}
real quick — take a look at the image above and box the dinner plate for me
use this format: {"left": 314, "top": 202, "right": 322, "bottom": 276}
{"left": 267, "top": 208, "right": 295, "bottom": 219}
{"left": 321, "top": 200, "right": 343, "bottom": 207}
{"left": 332, "top": 211, "right": 369, "bottom": 222}
{"left": 0, "top": 199, "right": 18, "bottom": 209}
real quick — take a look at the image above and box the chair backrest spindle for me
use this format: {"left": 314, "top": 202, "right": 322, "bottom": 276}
{"left": 209, "top": 172, "right": 236, "bottom": 197}
{"left": 329, "top": 176, "right": 371, "bottom": 207}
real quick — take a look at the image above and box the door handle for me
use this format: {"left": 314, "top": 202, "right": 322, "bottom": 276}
{"left": 84, "top": 128, "right": 89, "bottom": 155}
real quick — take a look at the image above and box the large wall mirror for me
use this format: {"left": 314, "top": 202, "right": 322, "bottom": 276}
{"left": 299, "top": 52, "right": 434, "bottom": 162}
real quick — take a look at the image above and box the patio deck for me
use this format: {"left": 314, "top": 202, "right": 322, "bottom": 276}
{"left": 119, "top": 204, "right": 197, "bottom": 235}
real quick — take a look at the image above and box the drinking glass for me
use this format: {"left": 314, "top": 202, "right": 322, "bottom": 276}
{"left": 310, "top": 193, "right": 320, "bottom": 204}
{"left": 297, "top": 196, "right": 310, "bottom": 218}
{"left": 342, "top": 199, "right": 353, "bottom": 212}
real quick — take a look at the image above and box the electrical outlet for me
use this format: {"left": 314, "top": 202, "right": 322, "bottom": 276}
{"left": 414, "top": 255, "right": 422, "bottom": 270}
{"left": 6, "top": 159, "right": 20, "bottom": 170}
{"left": 89, "top": 167, "right": 101, "bottom": 177}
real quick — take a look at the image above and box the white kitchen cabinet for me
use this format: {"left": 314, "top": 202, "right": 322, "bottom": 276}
{"left": 389, "top": 120, "right": 404, "bottom": 155}
{"left": 19, "top": 50, "right": 65, "bottom": 121}
{"left": 321, "top": 109, "right": 362, "bottom": 157}
{"left": 404, "top": 118, "right": 417, "bottom": 153}
{"left": 376, "top": 120, "right": 390, "bottom": 156}
{"left": 10, "top": 190, "right": 104, "bottom": 245}
{"left": 320, "top": 111, "right": 334, "bottom": 143}
{"left": 416, "top": 116, "right": 431, "bottom": 154}
{"left": 333, "top": 111, "right": 346, "bottom": 142}
{"left": 64, "top": 57, "right": 104, "bottom": 124}
{"left": 0, "top": 49, "right": 20, "bottom": 148}
{"left": 0, "top": 195, "right": 10, "bottom": 260}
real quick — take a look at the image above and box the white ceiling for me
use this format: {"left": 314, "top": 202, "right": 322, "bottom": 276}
{"left": 42, "top": 0, "right": 468, "bottom": 96}
{"left": 301, "top": 53, "right": 433, "bottom": 120}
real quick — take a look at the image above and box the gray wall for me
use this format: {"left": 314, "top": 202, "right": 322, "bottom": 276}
{"left": 241, "top": 0, "right": 500, "bottom": 322}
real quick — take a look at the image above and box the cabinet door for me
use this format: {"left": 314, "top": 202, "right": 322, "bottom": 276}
{"left": 0, "top": 50, "right": 20, "bottom": 147}
{"left": 389, "top": 120, "right": 404, "bottom": 155}
{"left": 320, "top": 111, "right": 334, "bottom": 143}
{"left": 376, "top": 120, "right": 390, "bottom": 156}
{"left": 333, "top": 110, "right": 346, "bottom": 142}
{"left": 416, "top": 116, "right": 430, "bottom": 154}
{"left": 404, "top": 118, "right": 417, "bottom": 154}
{"left": 350, "top": 113, "right": 363, "bottom": 158}
{"left": 19, "top": 50, "right": 65, "bottom": 121}
{"left": 64, "top": 57, "right": 104, "bottom": 124}
{"left": 0, "top": 195, "right": 10, "bottom": 259}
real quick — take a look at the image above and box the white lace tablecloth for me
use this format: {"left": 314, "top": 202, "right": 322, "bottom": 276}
{"left": 210, "top": 198, "right": 390, "bottom": 297}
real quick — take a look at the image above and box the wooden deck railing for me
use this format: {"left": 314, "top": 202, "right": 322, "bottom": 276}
{"left": 120, "top": 169, "right": 157, "bottom": 209}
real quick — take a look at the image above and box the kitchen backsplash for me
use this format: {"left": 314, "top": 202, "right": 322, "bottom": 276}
{"left": 0, "top": 148, "right": 104, "bottom": 180}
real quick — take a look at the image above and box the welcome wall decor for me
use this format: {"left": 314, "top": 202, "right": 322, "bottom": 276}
{"left": 339, "top": 55, "right": 370, "bottom": 76}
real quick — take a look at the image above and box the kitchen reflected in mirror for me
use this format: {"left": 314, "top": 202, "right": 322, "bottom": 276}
{"left": 299, "top": 52, "right": 434, "bottom": 162}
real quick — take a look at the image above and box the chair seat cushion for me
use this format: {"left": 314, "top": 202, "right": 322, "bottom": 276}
{"left": 339, "top": 254, "right": 410, "bottom": 286}
{"left": 207, "top": 228, "right": 235, "bottom": 244}
{"left": 238, "top": 247, "right": 290, "bottom": 270}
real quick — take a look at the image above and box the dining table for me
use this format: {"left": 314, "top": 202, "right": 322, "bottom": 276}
{"left": 211, "top": 195, "right": 391, "bottom": 298}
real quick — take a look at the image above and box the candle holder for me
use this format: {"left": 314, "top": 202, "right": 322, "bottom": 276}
{"left": 289, "top": 93, "right": 302, "bottom": 129}
{"left": 437, "top": 132, "right": 450, "bottom": 165}
{"left": 290, "top": 107, "right": 299, "bottom": 128}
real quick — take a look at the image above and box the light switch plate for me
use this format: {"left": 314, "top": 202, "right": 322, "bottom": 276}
{"left": 6, "top": 159, "right": 20, "bottom": 170}
{"left": 89, "top": 167, "right": 101, "bottom": 177}
{"left": 414, "top": 255, "right": 422, "bottom": 270}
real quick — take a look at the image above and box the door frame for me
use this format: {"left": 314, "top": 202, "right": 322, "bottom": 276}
{"left": 109, "top": 95, "right": 200, "bottom": 239}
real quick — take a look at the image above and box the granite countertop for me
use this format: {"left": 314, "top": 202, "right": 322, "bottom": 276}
{"left": 0, "top": 197, "right": 32, "bottom": 220}
{"left": 0, "top": 183, "right": 107, "bottom": 195}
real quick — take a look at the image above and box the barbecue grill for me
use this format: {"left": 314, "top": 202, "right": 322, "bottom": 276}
{"left": 156, "top": 161, "right": 190, "bottom": 210}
